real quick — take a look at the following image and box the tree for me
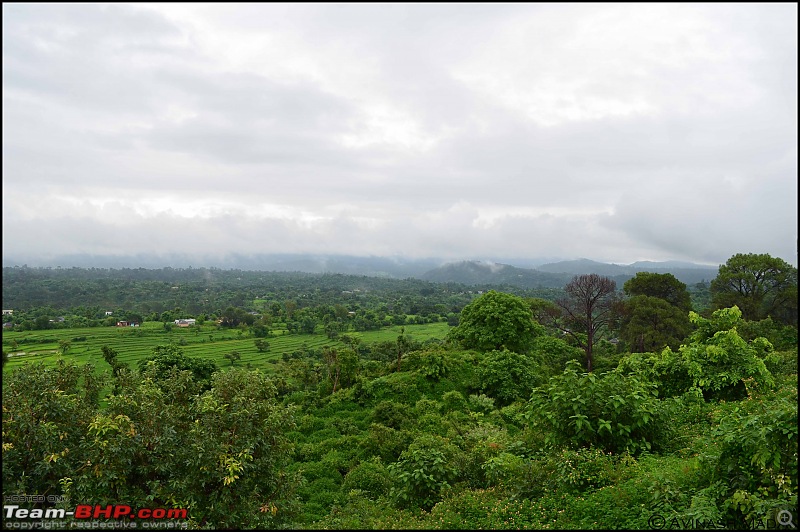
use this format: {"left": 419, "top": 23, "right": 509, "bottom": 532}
{"left": 710, "top": 253, "right": 797, "bottom": 324}
{"left": 254, "top": 339, "right": 270, "bottom": 353}
{"left": 219, "top": 306, "right": 256, "bottom": 328}
{"left": 619, "top": 272, "right": 693, "bottom": 353}
{"left": 620, "top": 295, "right": 691, "bottom": 353}
{"left": 672, "top": 306, "right": 774, "bottom": 400}
{"left": 477, "top": 348, "right": 543, "bottom": 407}
{"left": 623, "top": 272, "right": 692, "bottom": 313}
{"left": 322, "top": 346, "right": 358, "bottom": 393}
{"left": 2, "top": 361, "right": 98, "bottom": 499}
{"left": 138, "top": 344, "right": 218, "bottom": 390}
{"left": 395, "top": 327, "right": 413, "bottom": 372}
{"left": 284, "top": 300, "right": 298, "bottom": 320}
{"left": 448, "top": 290, "right": 543, "bottom": 354}
{"left": 224, "top": 351, "right": 241, "bottom": 366}
{"left": 554, "top": 274, "right": 618, "bottom": 372}
{"left": 101, "top": 345, "right": 128, "bottom": 394}
{"left": 58, "top": 339, "right": 71, "bottom": 356}
{"left": 527, "top": 360, "right": 663, "bottom": 454}
{"left": 65, "top": 368, "right": 300, "bottom": 529}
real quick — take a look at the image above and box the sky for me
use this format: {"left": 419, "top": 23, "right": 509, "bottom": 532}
{"left": 2, "top": 3, "right": 797, "bottom": 268}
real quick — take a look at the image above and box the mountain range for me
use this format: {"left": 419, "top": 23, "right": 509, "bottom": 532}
{"left": 420, "top": 258, "right": 719, "bottom": 288}
{"left": 2, "top": 253, "right": 720, "bottom": 288}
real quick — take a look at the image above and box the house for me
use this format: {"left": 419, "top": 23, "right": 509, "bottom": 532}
{"left": 105, "top": 311, "right": 113, "bottom": 316}
{"left": 116, "top": 321, "right": 129, "bottom": 327}
{"left": 174, "top": 319, "right": 196, "bottom": 327}
{"left": 116, "top": 321, "right": 139, "bottom": 327}
{"left": 2, "top": 310, "right": 13, "bottom": 316}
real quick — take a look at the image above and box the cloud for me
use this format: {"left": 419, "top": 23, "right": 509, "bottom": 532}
{"left": 2, "top": 3, "right": 797, "bottom": 266}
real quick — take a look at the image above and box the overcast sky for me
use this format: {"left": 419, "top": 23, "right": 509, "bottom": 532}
{"left": 3, "top": 3, "right": 797, "bottom": 267}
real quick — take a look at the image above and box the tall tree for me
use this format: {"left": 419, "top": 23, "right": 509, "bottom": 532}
{"left": 620, "top": 295, "right": 691, "bottom": 353}
{"left": 620, "top": 272, "right": 693, "bottom": 351}
{"left": 448, "top": 290, "right": 543, "bottom": 354}
{"left": 623, "top": 272, "right": 692, "bottom": 313}
{"left": 710, "top": 253, "right": 797, "bottom": 324}
{"left": 555, "top": 274, "right": 618, "bottom": 372}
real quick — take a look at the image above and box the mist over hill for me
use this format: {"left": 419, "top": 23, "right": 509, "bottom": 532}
{"left": 2, "top": 253, "right": 720, "bottom": 288}
{"left": 419, "top": 261, "right": 572, "bottom": 288}
{"left": 421, "top": 258, "right": 720, "bottom": 288}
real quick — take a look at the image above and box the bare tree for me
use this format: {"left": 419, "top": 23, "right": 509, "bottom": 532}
{"left": 554, "top": 274, "right": 618, "bottom": 372}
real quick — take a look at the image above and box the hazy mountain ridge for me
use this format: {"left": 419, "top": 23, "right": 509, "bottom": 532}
{"left": 1, "top": 253, "right": 442, "bottom": 279}
{"left": 421, "top": 258, "right": 720, "bottom": 287}
{"left": 419, "top": 260, "right": 573, "bottom": 288}
{"left": 2, "top": 253, "right": 720, "bottom": 287}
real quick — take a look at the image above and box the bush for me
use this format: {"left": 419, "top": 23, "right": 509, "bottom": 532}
{"left": 361, "top": 423, "right": 411, "bottom": 463}
{"left": 388, "top": 434, "right": 459, "bottom": 510}
{"left": 425, "top": 488, "right": 540, "bottom": 529}
{"left": 616, "top": 349, "right": 694, "bottom": 398}
{"left": 554, "top": 447, "right": 633, "bottom": 493}
{"left": 405, "top": 347, "right": 453, "bottom": 381}
{"left": 372, "top": 400, "right": 411, "bottom": 429}
{"left": 476, "top": 349, "right": 543, "bottom": 407}
{"left": 527, "top": 361, "right": 664, "bottom": 454}
{"left": 441, "top": 390, "right": 469, "bottom": 413}
{"left": 530, "top": 335, "right": 584, "bottom": 375}
{"left": 712, "top": 384, "right": 798, "bottom": 524}
{"left": 763, "top": 350, "right": 798, "bottom": 375}
{"left": 679, "top": 308, "right": 775, "bottom": 400}
{"left": 342, "top": 460, "right": 392, "bottom": 498}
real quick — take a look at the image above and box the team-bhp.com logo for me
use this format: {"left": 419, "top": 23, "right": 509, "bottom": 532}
{"left": 5, "top": 505, "right": 187, "bottom": 520}
{"left": 4, "top": 504, "right": 189, "bottom": 529}
{"left": 74, "top": 506, "right": 187, "bottom": 520}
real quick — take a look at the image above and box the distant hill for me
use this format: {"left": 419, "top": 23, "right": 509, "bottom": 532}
{"left": 420, "top": 260, "right": 571, "bottom": 288}
{"left": 536, "top": 258, "right": 719, "bottom": 285}
{"left": 421, "top": 258, "right": 720, "bottom": 288}
{"left": 3, "top": 253, "right": 720, "bottom": 287}
{"left": 2, "top": 253, "right": 442, "bottom": 279}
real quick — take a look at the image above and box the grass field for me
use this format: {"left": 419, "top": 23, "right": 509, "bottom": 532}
{"left": 2, "top": 321, "right": 451, "bottom": 376}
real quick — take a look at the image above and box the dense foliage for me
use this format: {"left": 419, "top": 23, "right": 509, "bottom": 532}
{"left": 447, "top": 290, "right": 544, "bottom": 353}
{"left": 2, "top": 252, "right": 797, "bottom": 530}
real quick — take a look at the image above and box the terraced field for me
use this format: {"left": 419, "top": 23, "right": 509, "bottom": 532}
{"left": 2, "top": 321, "right": 451, "bottom": 375}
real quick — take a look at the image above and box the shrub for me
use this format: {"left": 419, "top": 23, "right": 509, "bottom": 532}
{"left": 361, "top": 423, "right": 411, "bottom": 463}
{"left": 405, "top": 347, "right": 453, "bottom": 381}
{"left": 388, "top": 434, "right": 459, "bottom": 510}
{"left": 679, "top": 308, "right": 775, "bottom": 400}
{"left": 476, "top": 349, "right": 543, "bottom": 407}
{"left": 554, "top": 447, "right": 632, "bottom": 493}
{"left": 531, "top": 335, "right": 584, "bottom": 375}
{"left": 425, "top": 488, "right": 540, "bottom": 529}
{"left": 527, "top": 361, "right": 664, "bottom": 454}
{"left": 467, "top": 393, "right": 496, "bottom": 413}
{"left": 713, "top": 384, "right": 798, "bottom": 524}
{"left": 763, "top": 350, "right": 798, "bottom": 375}
{"left": 616, "top": 349, "right": 693, "bottom": 398}
{"left": 342, "top": 459, "right": 392, "bottom": 498}
{"left": 441, "top": 390, "right": 469, "bottom": 413}
{"left": 372, "top": 400, "right": 411, "bottom": 429}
